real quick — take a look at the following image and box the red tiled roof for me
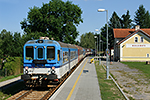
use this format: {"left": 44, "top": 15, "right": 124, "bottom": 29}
{"left": 118, "top": 29, "right": 150, "bottom": 45}
{"left": 113, "top": 28, "right": 150, "bottom": 38}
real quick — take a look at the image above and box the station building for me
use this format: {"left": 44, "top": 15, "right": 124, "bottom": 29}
{"left": 114, "top": 26, "right": 150, "bottom": 62}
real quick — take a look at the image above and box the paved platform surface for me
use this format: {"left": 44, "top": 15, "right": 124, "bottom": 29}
{"left": 50, "top": 57, "right": 102, "bottom": 100}
{"left": 0, "top": 76, "right": 21, "bottom": 88}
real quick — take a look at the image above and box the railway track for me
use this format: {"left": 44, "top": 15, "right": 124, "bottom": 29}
{"left": 7, "top": 58, "right": 83, "bottom": 100}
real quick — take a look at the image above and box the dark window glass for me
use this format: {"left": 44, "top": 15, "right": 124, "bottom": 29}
{"left": 38, "top": 48, "right": 43, "bottom": 58}
{"left": 135, "top": 37, "right": 138, "bottom": 42}
{"left": 26, "top": 46, "right": 33, "bottom": 60}
{"left": 47, "top": 46, "right": 55, "bottom": 60}
{"left": 58, "top": 50, "right": 60, "bottom": 61}
{"left": 141, "top": 37, "right": 144, "bottom": 42}
{"left": 147, "top": 54, "right": 149, "bottom": 57}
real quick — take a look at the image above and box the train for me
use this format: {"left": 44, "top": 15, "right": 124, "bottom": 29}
{"left": 21, "top": 37, "right": 92, "bottom": 87}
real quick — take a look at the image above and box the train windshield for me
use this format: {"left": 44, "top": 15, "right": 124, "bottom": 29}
{"left": 38, "top": 48, "right": 43, "bottom": 58}
{"left": 47, "top": 46, "right": 55, "bottom": 60}
{"left": 26, "top": 46, "right": 33, "bottom": 60}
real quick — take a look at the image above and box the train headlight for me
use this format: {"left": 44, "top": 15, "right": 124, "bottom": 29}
{"left": 25, "top": 66, "right": 28, "bottom": 74}
{"left": 51, "top": 70, "right": 55, "bottom": 74}
{"left": 25, "top": 66, "right": 28, "bottom": 70}
{"left": 52, "top": 66, "right": 55, "bottom": 70}
{"left": 51, "top": 66, "right": 55, "bottom": 74}
{"left": 25, "top": 70, "right": 28, "bottom": 74}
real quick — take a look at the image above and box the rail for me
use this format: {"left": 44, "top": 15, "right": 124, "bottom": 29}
{"left": 7, "top": 57, "right": 84, "bottom": 100}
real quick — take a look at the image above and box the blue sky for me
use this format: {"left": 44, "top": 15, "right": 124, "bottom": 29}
{"left": 0, "top": 0, "right": 150, "bottom": 41}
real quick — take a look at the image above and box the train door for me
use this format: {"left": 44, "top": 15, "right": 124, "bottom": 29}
{"left": 69, "top": 49, "right": 70, "bottom": 73}
{"left": 36, "top": 46, "right": 45, "bottom": 60}
{"left": 60, "top": 48, "right": 62, "bottom": 64}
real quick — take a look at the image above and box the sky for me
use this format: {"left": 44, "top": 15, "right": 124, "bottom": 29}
{"left": 0, "top": 0, "right": 150, "bottom": 41}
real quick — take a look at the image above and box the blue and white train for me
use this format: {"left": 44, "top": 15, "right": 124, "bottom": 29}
{"left": 21, "top": 37, "right": 89, "bottom": 86}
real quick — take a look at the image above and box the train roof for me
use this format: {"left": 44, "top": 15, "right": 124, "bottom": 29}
{"left": 25, "top": 39, "right": 77, "bottom": 49}
{"left": 75, "top": 45, "right": 84, "bottom": 50}
{"left": 58, "top": 41, "right": 77, "bottom": 49}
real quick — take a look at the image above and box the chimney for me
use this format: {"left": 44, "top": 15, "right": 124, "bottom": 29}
{"left": 135, "top": 25, "right": 140, "bottom": 31}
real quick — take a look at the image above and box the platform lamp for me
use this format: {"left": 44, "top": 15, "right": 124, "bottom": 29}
{"left": 98, "top": 8, "right": 109, "bottom": 79}
{"left": 94, "top": 36, "right": 98, "bottom": 58}
{"left": 95, "top": 29, "right": 101, "bottom": 65}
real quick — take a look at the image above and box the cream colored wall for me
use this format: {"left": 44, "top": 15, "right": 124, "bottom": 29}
{"left": 121, "top": 32, "right": 150, "bottom": 61}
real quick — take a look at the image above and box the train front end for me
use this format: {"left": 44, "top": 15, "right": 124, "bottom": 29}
{"left": 21, "top": 37, "right": 61, "bottom": 87}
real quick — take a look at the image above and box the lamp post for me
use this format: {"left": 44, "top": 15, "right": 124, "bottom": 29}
{"left": 94, "top": 36, "right": 98, "bottom": 57}
{"left": 95, "top": 29, "right": 101, "bottom": 65}
{"left": 98, "top": 8, "right": 109, "bottom": 79}
{"left": 100, "top": 40, "right": 103, "bottom": 53}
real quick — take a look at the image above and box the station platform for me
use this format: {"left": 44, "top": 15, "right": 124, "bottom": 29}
{"left": 50, "top": 57, "right": 102, "bottom": 100}
{"left": 0, "top": 76, "right": 21, "bottom": 89}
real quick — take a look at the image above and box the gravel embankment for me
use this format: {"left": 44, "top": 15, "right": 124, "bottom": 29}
{"left": 102, "top": 61, "right": 150, "bottom": 100}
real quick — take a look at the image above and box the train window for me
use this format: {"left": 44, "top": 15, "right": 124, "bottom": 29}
{"left": 47, "top": 46, "right": 55, "bottom": 60}
{"left": 58, "top": 50, "right": 60, "bottom": 61}
{"left": 26, "top": 46, "right": 33, "bottom": 60}
{"left": 38, "top": 48, "right": 43, "bottom": 58}
{"left": 70, "top": 51, "right": 76, "bottom": 60}
{"left": 63, "top": 51, "right": 68, "bottom": 63}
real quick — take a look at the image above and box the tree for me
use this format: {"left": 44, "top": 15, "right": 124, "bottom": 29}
{"left": 101, "top": 12, "right": 122, "bottom": 61}
{"left": 0, "top": 29, "right": 14, "bottom": 57}
{"left": 0, "top": 29, "right": 24, "bottom": 58}
{"left": 80, "top": 32, "right": 95, "bottom": 49}
{"left": 121, "top": 10, "right": 132, "bottom": 28}
{"left": 134, "top": 5, "right": 150, "bottom": 28}
{"left": 20, "top": 0, "right": 83, "bottom": 44}
{"left": 109, "top": 11, "right": 122, "bottom": 28}
{"left": 13, "top": 32, "right": 24, "bottom": 57}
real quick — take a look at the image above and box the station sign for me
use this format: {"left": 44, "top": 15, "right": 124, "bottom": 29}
{"left": 126, "top": 44, "right": 150, "bottom": 48}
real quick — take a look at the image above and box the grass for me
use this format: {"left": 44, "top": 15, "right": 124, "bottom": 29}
{"left": 0, "top": 73, "right": 23, "bottom": 82}
{"left": 121, "top": 62, "right": 150, "bottom": 79}
{"left": 95, "top": 61, "right": 125, "bottom": 100}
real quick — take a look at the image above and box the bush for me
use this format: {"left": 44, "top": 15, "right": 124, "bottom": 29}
{"left": 2, "top": 57, "right": 23, "bottom": 76}
{"left": 0, "top": 70, "right": 4, "bottom": 76}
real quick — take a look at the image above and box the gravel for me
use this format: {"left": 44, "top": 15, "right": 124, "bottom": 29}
{"left": 102, "top": 61, "right": 150, "bottom": 100}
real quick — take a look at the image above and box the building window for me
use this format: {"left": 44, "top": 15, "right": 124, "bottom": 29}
{"left": 147, "top": 54, "right": 149, "bottom": 57}
{"left": 141, "top": 37, "right": 144, "bottom": 42}
{"left": 135, "top": 37, "right": 138, "bottom": 42}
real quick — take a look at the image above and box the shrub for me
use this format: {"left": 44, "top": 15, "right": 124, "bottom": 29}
{"left": 3, "top": 57, "right": 23, "bottom": 76}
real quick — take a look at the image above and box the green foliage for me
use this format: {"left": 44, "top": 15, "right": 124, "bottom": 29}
{"left": 109, "top": 11, "right": 122, "bottom": 28}
{"left": 3, "top": 57, "right": 23, "bottom": 76}
{"left": 0, "top": 29, "right": 24, "bottom": 58}
{"left": 20, "top": 0, "right": 83, "bottom": 44}
{"left": 79, "top": 32, "right": 95, "bottom": 49}
{"left": 121, "top": 10, "right": 132, "bottom": 28}
{"left": 0, "top": 29, "right": 14, "bottom": 57}
{"left": 100, "top": 10, "right": 133, "bottom": 51}
{"left": 134, "top": 5, "right": 150, "bottom": 28}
